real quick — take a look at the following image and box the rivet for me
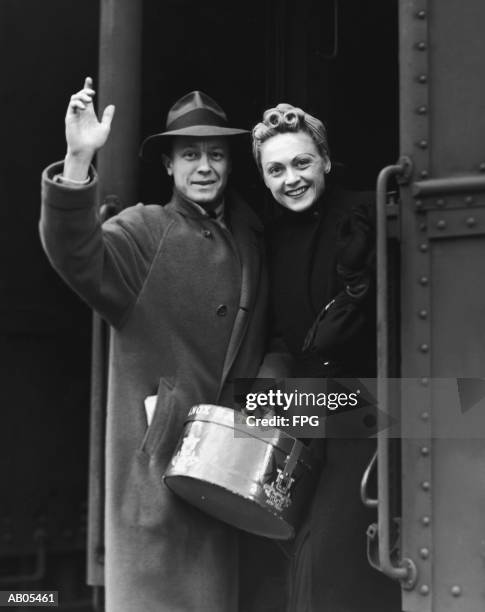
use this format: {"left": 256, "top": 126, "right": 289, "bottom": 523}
{"left": 417, "top": 41, "right": 427, "bottom": 51}
{"left": 419, "top": 547, "right": 430, "bottom": 559}
{"left": 418, "top": 139, "right": 428, "bottom": 149}
{"left": 419, "top": 243, "right": 428, "bottom": 252}
{"left": 415, "top": 199, "right": 423, "bottom": 209}
{"left": 419, "top": 276, "right": 429, "bottom": 286}
{"left": 479, "top": 162, "right": 485, "bottom": 172}
{"left": 421, "top": 377, "right": 429, "bottom": 385}
{"left": 421, "top": 446, "right": 430, "bottom": 456}
{"left": 416, "top": 105, "right": 428, "bottom": 115}
{"left": 417, "top": 10, "right": 427, "bottom": 19}
{"left": 419, "top": 309, "right": 428, "bottom": 319}
{"left": 418, "top": 74, "right": 428, "bottom": 84}
{"left": 420, "top": 585, "right": 430, "bottom": 596}
{"left": 437, "top": 219, "right": 446, "bottom": 229}
{"left": 421, "top": 411, "right": 430, "bottom": 421}
{"left": 451, "top": 585, "right": 462, "bottom": 597}
{"left": 420, "top": 169, "right": 429, "bottom": 178}
{"left": 465, "top": 195, "right": 474, "bottom": 204}
{"left": 216, "top": 304, "right": 228, "bottom": 317}
{"left": 436, "top": 198, "right": 445, "bottom": 207}
{"left": 421, "top": 480, "right": 431, "bottom": 491}
{"left": 466, "top": 217, "right": 476, "bottom": 227}
{"left": 420, "top": 343, "right": 429, "bottom": 353}
{"left": 421, "top": 515, "right": 431, "bottom": 526}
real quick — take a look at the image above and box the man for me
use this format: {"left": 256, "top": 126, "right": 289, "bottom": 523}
{"left": 40, "top": 79, "right": 273, "bottom": 611}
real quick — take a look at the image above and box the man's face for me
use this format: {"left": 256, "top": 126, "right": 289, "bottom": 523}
{"left": 164, "top": 136, "right": 231, "bottom": 207}
{"left": 260, "top": 131, "right": 330, "bottom": 213}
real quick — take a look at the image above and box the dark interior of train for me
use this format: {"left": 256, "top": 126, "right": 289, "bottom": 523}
{"left": 0, "top": 0, "right": 397, "bottom": 608}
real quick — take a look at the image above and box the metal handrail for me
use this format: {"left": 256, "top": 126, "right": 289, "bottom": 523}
{"left": 376, "top": 159, "right": 416, "bottom": 586}
{"left": 360, "top": 451, "right": 378, "bottom": 508}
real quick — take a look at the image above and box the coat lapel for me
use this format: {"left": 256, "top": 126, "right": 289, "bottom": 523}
{"left": 167, "top": 187, "right": 264, "bottom": 395}
{"left": 218, "top": 192, "right": 263, "bottom": 391}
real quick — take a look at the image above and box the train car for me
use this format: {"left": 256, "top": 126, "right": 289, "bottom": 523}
{"left": 1, "top": 1, "right": 483, "bottom": 610}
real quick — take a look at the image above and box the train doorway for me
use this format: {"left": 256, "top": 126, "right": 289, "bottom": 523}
{"left": 138, "top": 0, "right": 399, "bottom": 204}
{"left": 1, "top": 1, "right": 399, "bottom": 610}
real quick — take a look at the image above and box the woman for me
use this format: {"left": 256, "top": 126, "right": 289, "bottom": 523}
{"left": 252, "top": 105, "right": 400, "bottom": 611}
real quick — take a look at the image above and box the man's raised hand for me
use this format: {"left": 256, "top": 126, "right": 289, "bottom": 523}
{"left": 65, "top": 77, "right": 115, "bottom": 159}
{"left": 63, "top": 77, "right": 115, "bottom": 181}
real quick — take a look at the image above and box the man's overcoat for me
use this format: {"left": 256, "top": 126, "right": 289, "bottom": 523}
{"left": 40, "top": 162, "right": 269, "bottom": 612}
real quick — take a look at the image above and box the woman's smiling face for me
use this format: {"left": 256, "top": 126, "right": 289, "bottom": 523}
{"left": 260, "top": 131, "right": 330, "bottom": 212}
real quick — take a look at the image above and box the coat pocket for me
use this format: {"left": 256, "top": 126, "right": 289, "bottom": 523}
{"left": 139, "top": 376, "right": 176, "bottom": 457}
{"left": 121, "top": 377, "right": 183, "bottom": 529}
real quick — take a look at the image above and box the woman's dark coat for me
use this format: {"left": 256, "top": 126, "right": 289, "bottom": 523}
{"left": 267, "top": 180, "right": 401, "bottom": 612}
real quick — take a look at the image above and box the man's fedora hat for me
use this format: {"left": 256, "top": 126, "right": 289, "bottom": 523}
{"left": 140, "top": 90, "right": 248, "bottom": 158}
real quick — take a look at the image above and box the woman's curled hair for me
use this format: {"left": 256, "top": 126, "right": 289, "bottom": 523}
{"left": 252, "top": 103, "right": 330, "bottom": 170}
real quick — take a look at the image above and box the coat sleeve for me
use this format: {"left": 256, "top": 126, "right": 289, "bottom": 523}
{"left": 39, "top": 161, "right": 164, "bottom": 328}
{"left": 303, "top": 195, "right": 376, "bottom": 364}
{"left": 302, "top": 285, "right": 375, "bottom": 361}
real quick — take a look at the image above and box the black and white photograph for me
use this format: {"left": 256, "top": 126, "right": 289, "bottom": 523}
{"left": 1, "top": 1, "right": 485, "bottom": 611}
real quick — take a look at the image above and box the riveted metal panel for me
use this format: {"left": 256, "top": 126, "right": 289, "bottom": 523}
{"left": 398, "top": 1, "right": 485, "bottom": 610}
{"left": 429, "top": 5, "right": 485, "bottom": 177}
{"left": 426, "top": 208, "right": 485, "bottom": 239}
{"left": 427, "top": 233, "right": 485, "bottom": 610}
{"left": 398, "top": 3, "right": 432, "bottom": 609}
{"left": 429, "top": 237, "right": 485, "bottom": 374}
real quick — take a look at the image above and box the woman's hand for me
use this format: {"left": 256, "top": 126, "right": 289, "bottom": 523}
{"left": 63, "top": 77, "right": 115, "bottom": 180}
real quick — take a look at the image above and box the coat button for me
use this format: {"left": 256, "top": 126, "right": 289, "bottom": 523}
{"left": 203, "top": 229, "right": 213, "bottom": 238}
{"left": 216, "top": 304, "right": 227, "bottom": 317}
